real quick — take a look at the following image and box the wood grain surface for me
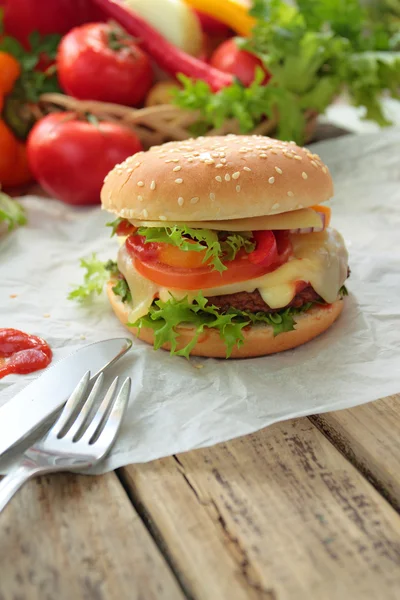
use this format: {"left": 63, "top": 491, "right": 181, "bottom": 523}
{"left": 0, "top": 472, "right": 184, "bottom": 600}
{"left": 310, "top": 395, "right": 400, "bottom": 510}
{"left": 122, "top": 417, "right": 400, "bottom": 600}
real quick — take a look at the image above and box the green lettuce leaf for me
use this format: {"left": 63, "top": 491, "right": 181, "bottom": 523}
{"left": 0, "top": 192, "right": 27, "bottom": 231}
{"left": 68, "top": 255, "right": 118, "bottom": 302}
{"left": 137, "top": 225, "right": 255, "bottom": 273}
{"left": 106, "top": 217, "right": 124, "bottom": 237}
{"left": 131, "top": 293, "right": 317, "bottom": 359}
{"left": 112, "top": 278, "right": 132, "bottom": 303}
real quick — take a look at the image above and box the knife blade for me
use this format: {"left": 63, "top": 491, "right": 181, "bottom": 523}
{"left": 0, "top": 337, "right": 132, "bottom": 457}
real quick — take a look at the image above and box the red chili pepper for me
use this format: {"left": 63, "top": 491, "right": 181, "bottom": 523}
{"left": 248, "top": 231, "right": 278, "bottom": 267}
{"left": 92, "top": 0, "right": 234, "bottom": 92}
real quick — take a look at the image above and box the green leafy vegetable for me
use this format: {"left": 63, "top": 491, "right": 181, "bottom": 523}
{"left": 112, "top": 278, "right": 132, "bottom": 303}
{"left": 173, "top": 0, "right": 400, "bottom": 143}
{"left": 137, "top": 225, "right": 255, "bottom": 272}
{"left": 107, "top": 217, "right": 124, "bottom": 236}
{"left": 68, "top": 255, "right": 118, "bottom": 302}
{"left": 132, "top": 293, "right": 317, "bottom": 359}
{"left": 0, "top": 192, "right": 27, "bottom": 231}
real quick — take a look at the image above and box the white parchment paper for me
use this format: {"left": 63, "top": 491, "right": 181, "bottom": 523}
{"left": 1, "top": 129, "right": 400, "bottom": 472}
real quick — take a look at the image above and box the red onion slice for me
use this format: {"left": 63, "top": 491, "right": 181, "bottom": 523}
{"left": 289, "top": 211, "right": 326, "bottom": 234}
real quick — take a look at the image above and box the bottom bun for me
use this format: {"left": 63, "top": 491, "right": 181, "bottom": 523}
{"left": 107, "top": 281, "right": 344, "bottom": 358}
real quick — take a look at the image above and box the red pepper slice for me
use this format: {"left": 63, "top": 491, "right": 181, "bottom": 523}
{"left": 92, "top": 0, "right": 234, "bottom": 92}
{"left": 248, "top": 231, "right": 278, "bottom": 267}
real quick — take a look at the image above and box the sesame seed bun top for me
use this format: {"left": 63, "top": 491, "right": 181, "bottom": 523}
{"left": 101, "top": 135, "right": 333, "bottom": 222}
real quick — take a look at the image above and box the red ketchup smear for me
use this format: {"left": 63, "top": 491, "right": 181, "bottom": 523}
{"left": 0, "top": 328, "right": 52, "bottom": 379}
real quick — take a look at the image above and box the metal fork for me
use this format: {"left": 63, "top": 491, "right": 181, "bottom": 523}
{"left": 0, "top": 371, "right": 131, "bottom": 513}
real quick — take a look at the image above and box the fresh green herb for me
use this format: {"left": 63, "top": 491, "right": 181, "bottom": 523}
{"left": 0, "top": 19, "right": 61, "bottom": 139}
{"left": 132, "top": 293, "right": 315, "bottom": 359}
{"left": 339, "top": 284, "right": 349, "bottom": 297}
{"left": 137, "top": 225, "right": 255, "bottom": 273}
{"left": 68, "top": 255, "right": 118, "bottom": 302}
{"left": 0, "top": 192, "right": 27, "bottom": 231}
{"left": 173, "top": 0, "right": 400, "bottom": 143}
{"left": 106, "top": 217, "right": 124, "bottom": 236}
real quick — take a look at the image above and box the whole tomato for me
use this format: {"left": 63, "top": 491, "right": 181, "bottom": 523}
{"left": 210, "top": 38, "right": 270, "bottom": 87}
{"left": 57, "top": 22, "right": 153, "bottom": 107}
{"left": 27, "top": 113, "right": 143, "bottom": 205}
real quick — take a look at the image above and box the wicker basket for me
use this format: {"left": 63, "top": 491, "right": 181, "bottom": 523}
{"left": 38, "top": 93, "right": 318, "bottom": 149}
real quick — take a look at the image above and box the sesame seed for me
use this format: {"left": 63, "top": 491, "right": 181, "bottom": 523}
{"left": 239, "top": 148, "right": 248, "bottom": 153}
{"left": 236, "top": 185, "right": 241, "bottom": 193}
{"left": 259, "top": 153, "right": 267, "bottom": 158}
{"left": 211, "top": 152, "right": 219, "bottom": 158}
{"left": 289, "top": 141, "right": 296, "bottom": 145}
{"left": 142, "top": 209, "right": 149, "bottom": 218}
{"left": 271, "top": 150, "right": 278, "bottom": 155}
{"left": 232, "top": 172, "right": 240, "bottom": 180}
{"left": 219, "top": 152, "right": 225, "bottom": 157}
{"left": 159, "top": 215, "right": 167, "bottom": 221}
{"left": 165, "top": 159, "right": 173, "bottom": 163}
{"left": 268, "top": 177, "right": 275, "bottom": 184}
{"left": 275, "top": 167, "right": 283, "bottom": 174}
{"left": 272, "top": 203, "right": 280, "bottom": 210}
{"left": 173, "top": 166, "right": 182, "bottom": 172}
{"left": 287, "top": 191, "right": 294, "bottom": 197}
{"left": 190, "top": 197, "right": 199, "bottom": 204}
{"left": 322, "top": 166, "right": 328, "bottom": 173}
{"left": 171, "top": 158, "right": 180, "bottom": 163}
{"left": 297, "top": 204, "right": 304, "bottom": 209}
{"left": 294, "top": 155, "right": 302, "bottom": 161}
{"left": 243, "top": 166, "right": 252, "bottom": 172}
{"left": 216, "top": 164, "right": 224, "bottom": 169}
{"left": 187, "top": 158, "right": 194, "bottom": 162}
{"left": 126, "top": 168, "right": 133, "bottom": 174}
{"left": 209, "top": 193, "right": 215, "bottom": 201}
{"left": 178, "top": 197, "right": 184, "bottom": 206}
{"left": 215, "top": 176, "right": 222, "bottom": 182}
{"left": 205, "top": 159, "right": 214, "bottom": 164}
{"left": 138, "top": 195, "right": 143, "bottom": 201}
{"left": 150, "top": 180, "right": 156, "bottom": 190}
{"left": 302, "top": 172, "right": 308, "bottom": 180}
{"left": 135, "top": 162, "right": 141, "bottom": 167}
{"left": 137, "top": 181, "right": 144, "bottom": 187}
{"left": 284, "top": 152, "right": 293, "bottom": 159}
{"left": 220, "top": 158, "right": 227, "bottom": 164}
{"left": 193, "top": 152, "right": 200, "bottom": 156}
{"left": 225, "top": 174, "right": 231, "bottom": 181}
{"left": 175, "top": 178, "right": 183, "bottom": 184}
{"left": 311, "top": 160, "right": 318, "bottom": 168}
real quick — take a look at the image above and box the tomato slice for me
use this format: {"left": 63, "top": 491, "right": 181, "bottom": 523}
{"left": 129, "top": 232, "right": 293, "bottom": 290}
{"left": 116, "top": 220, "right": 137, "bottom": 237}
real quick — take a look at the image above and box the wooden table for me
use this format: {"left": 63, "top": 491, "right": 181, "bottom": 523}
{"left": 1, "top": 394, "right": 400, "bottom": 600}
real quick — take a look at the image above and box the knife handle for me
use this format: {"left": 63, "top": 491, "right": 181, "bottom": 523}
{"left": 0, "top": 463, "right": 40, "bottom": 513}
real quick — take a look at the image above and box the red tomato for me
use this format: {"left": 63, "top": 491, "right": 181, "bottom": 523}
{"left": 0, "top": 0, "right": 102, "bottom": 49}
{"left": 57, "top": 22, "right": 153, "bottom": 107}
{"left": 27, "top": 112, "right": 143, "bottom": 205}
{"left": 126, "top": 232, "right": 292, "bottom": 290}
{"left": 210, "top": 38, "right": 270, "bottom": 87}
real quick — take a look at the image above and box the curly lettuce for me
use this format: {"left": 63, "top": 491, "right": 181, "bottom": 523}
{"left": 134, "top": 225, "right": 255, "bottom": 273}
{"left": 68, "top": 255, "right": 118, "bottom": 302}
{"left": 0, "top": 192, "right": 27, "bottom": 231}
{"left": 132, "top": 293, "right": 318, "bottom": 359}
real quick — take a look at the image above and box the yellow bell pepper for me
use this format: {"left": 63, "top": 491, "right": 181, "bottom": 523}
{"left": 183, "top": 0, "right": 256, "bottom": 37}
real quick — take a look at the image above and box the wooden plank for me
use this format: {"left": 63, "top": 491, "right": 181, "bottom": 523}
{"left": 121, "top": 418, "right": 400, "bottom": 600}
{"left": 310, "top": 394, "right": 400, "bottom": 510}
{"left": 0, "top": 472, "right": 185, "bottom": 600}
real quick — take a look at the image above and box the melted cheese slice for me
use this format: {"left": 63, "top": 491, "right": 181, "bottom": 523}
{"left": 117, "top": 228, "right": 348, "bottom": 324}
{"left": 129, "top": 208, "right": 323, "bottom": 231}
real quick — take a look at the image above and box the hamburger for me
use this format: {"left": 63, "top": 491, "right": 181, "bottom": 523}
{"left": 101, "top": 135, "right": 349, "bottom": 358}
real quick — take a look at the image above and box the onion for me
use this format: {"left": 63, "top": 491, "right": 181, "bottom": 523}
{"left": 289, "top": 211, "right": 326, "bottom": 234}
{"left": 123, "top": 0, "right": 203, "bottom": 57}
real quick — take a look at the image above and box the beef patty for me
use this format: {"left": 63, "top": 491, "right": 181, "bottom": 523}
{"left": 207, "top": 286, "right": 323, "bottom": 314}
